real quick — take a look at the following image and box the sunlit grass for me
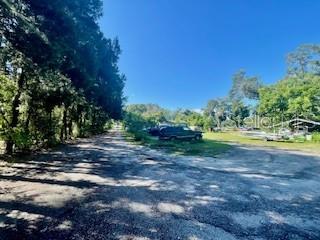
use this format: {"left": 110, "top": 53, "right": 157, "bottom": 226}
{"left": 205, "top": 131, "right": 320, "bottom": 153}
{"left": 126, "top": 133, "right": 232, "bottom": 157}
{"left": 126, "top": 130, "right": 320, "bottom": 157}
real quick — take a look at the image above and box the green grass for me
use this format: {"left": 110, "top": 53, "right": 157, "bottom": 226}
{"left": 126, "top": 130, "right": 320, "bottom": 157}
{"left": 205, "top": 131, "right": 320, "bottom": 153}
{"left": 126, "top": 132, "right": 232, "bottom": 157}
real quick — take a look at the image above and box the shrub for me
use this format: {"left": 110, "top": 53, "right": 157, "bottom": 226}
{"left": 312, "top": 132, "right": 320, "bottom": 142}
{"left": 123, "top": 111, "right": 155, "bottom": 142}
{"left": 294, "top": 135, "right": 306, "bottom": 143}
{"left": 12, "top": 130, "right": 33, "bottom": 152}
{"left": 129, "top": 130, "right": 149, "bottom": 142}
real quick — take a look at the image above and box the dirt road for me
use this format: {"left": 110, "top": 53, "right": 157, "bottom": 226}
{"left": 1, "top": 130, "right": 320, "bottom": 240}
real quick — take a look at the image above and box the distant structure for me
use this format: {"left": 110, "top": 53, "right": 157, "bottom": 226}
{"left": 273, "top": 118, "right": 320, "bottom": 133}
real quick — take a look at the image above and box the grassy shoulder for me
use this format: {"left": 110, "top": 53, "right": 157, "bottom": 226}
{"left": 205, "top": 131, "right": 320, "bottom": 153}
{"left": 126, "top": 130, "right": 320, "bottom": 156}
{"left": 125, "top": 132, "right": 232, "bottom": 157}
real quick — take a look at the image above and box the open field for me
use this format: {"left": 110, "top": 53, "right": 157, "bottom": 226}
{"left": 205, "top": 132, "right": 320, "bottom": 154}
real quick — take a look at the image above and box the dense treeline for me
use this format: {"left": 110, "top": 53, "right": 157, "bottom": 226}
{"left": 125, "top": 44, "right": 320, "bottom": 133}
{"left": 0, "top": 0, "right": 125, "bottom": 154}
{"left": 259, "top": 75, "right": 320, "bottom": 123}
{"left": 124, "top": 104, "right": 214, "bottom": 132}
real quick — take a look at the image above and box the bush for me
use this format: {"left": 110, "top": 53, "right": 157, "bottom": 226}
{"left": 312, "top": 132, "right": 320, "bottom": 142}
{"left": 12, "top": 130, "right": 33, "bottom": 152}
{"left": 128, "top": 130, "right": 149, "bottom": 142}
{"left": 123, "top": 111, "right": 156, "bottom": 142}
{"left": 294, "top": 135, "right": 306, "bottom": 143}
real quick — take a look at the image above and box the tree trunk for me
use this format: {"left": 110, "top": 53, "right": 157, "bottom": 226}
{"left": 60, "top": 108, "right": 67, "bottom": 142}
{"left": 60, "top": 126, "right": 64, "bottom": 143}
{"left": 68, "top": 120, "right": 72, "bottom": 139}
{"left": 78, "top": 113, "right": 83, "bottom": 137}
{"left": 24, "top": 108, "right": 31, "bottom": 134}
{"left": 216, "top": 117, "right": 221, "bottom": 129}
{"left": 63, "top": 108, "right": 68, "bottom": 140}
{"left": 5, "top": 72, "right": 25, "bottom": 155}
{"left": 47, "top": 109, "right": 55, "bottom": 143}
{"left": 83, "top": 115, "right": 86, "bottom": 137}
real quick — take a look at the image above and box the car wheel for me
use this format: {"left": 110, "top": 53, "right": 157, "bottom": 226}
{"left": 194, "top": 135, "right": 202, "bottom": 141}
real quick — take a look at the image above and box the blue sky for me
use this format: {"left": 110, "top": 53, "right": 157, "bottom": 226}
{"left": 100, "top": 0, "right": 320, "bottom": 109}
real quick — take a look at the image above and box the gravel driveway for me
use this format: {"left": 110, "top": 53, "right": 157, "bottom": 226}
{"left": 1, "top": 130, "right": 320, "bottom": 240}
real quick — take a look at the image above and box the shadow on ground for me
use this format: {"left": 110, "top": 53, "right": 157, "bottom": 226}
{"left": 1, "top": 131, "right": 320, "bottom": 240}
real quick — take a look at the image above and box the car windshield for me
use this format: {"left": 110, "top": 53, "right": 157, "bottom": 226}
{"left": 183, "top": 127, "right": 191, "bottom": 130}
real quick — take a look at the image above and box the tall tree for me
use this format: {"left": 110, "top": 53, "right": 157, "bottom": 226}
{"left": 0, "top": 0, "right": 125, "bottom": 154}
{"left": 204, "top": 98, "right": 229, "bottom": 128}
{"left": 287, "top": 44, "right": 320, "bottom": 78}
{"left": 229, "top": 69, "right": 262, "bottom": 101}
{"left": 230, "top": 101, "right": 250, "bottom": 127}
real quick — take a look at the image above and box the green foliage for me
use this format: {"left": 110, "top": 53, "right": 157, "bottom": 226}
{"left": 221, "top": 119, "right": 237, "bottom": 128}
{"left": 125, "top": 43, "right": 320, "bottom": 137}
{"left": 230, "top": 101, "right": 250, "bottom": 127}
{"left": 258, "top": 75, "right": 320, "bottom": 121}
{"left": 123, "top": 104, "right": 173, "bottom": 141}
{"left": 124, "top": 104, "right": 218, "bottom": 134}
{"left": 204, "top": 98, "right": 229, "bottom": 128}
{"left": 127, "top": 133, "right": 232, "bottom": 157}
{"left": 0, "top": 0, "right": 125, "bottom": 154}
{"left": 203, "top": 69, "right": 262, "bottom": 130}
{"left": 126, "top": 104, "right": 169, "bottom": 123}
{"left": 205, "top": 131, "right": 320, "bottom": 153}
{"left": 293, "top": 135, "right": 306, "bottom": 143}
{"left": 287, "top": 44, "right": 320, "bottom": 77}
{"left": 312, "top": 132, "right": 320, "bottom": 142}
{"left": 229, "top": 69, "right": 262, "bottom": 101}
{"left": 203, "top": 116, "right": 217, "bottom": 131}
{"left": 123, "top": 112, "right": 153, "bottom": 141}
{"left": 11, "top": 129, "right": 33, "bottom": 151}
{"left": 0, "top": 74, "right": 16, "bottom": 134}
{"left": 173, "top": 110, "right": 206, "bottom": 129}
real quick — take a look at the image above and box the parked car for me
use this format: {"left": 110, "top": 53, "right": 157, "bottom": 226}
{"left": 148, "top": 127, "right": 161, "bottom": 136}
{"left": 159, "top": 126, "right": 203, "bottom": 141}
{"left": 147, "top": 124, "right": 172, "bottom": 136}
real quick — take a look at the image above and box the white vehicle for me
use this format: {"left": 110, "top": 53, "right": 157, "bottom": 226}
{"left": 242, "top": 130, "right": 290, "bottom": 142}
